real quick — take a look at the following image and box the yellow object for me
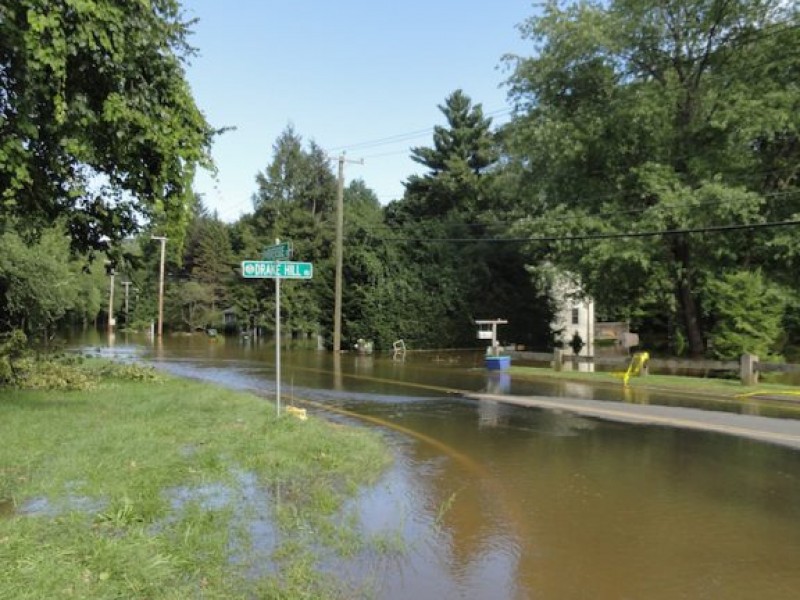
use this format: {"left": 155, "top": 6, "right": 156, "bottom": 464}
{"left": 619, "top": 351, "right": 650, "bottom": 387}
{"left": 737, "top": 390, "right": 800, "bottom": 400}
{"left": 285, "top": 406, "right": 308, "bottom": 421}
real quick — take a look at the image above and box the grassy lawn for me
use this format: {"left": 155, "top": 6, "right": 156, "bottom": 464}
{"left": 508, "top": 365, "right": 800, "bottom": 400}
{"left": 0, "top": 363, "right": 393, "bottom": 599}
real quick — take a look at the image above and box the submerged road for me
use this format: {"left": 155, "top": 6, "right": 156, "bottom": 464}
{"left": 464, "top": 392, "right": 800, "bottom": 450}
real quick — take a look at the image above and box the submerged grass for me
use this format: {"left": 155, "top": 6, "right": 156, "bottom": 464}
{"left": 0, "top": 365, "right": 393, "bottom": 598}
{"left": 508, "top": 365, "right": 800, "bottom": 399}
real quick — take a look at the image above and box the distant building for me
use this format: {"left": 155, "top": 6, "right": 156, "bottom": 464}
{"left": 595, "top": 321, "right": 639, "bottom": 351}
{"left": 222, "top": 308, "right": 237, "bottom": 327}
{"left": 550, "top": 272, "right": 594, "bottom": 358}
{"left": 549, "top": 272, "right": 639, "bottom": 359}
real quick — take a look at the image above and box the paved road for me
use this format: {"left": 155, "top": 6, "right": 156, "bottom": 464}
{"left": 464, "top": 392, "right": 800, "bottom": 450}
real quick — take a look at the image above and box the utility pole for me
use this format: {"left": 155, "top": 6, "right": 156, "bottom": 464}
{"left": 151, "top": 236, "right": 168, "bottom": 338}
{"left": 122, "top": 281, "right": 132, "bottom": 326}
{"left": 332, "top": 152, "right": 363, "bottom": 354}
{"left": 107, "top": 267, "right": 115, "bottom": 335}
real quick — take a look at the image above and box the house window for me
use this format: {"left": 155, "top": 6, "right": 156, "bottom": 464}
{"left": 571, "top": 308, "right": 580, "bottom": 325}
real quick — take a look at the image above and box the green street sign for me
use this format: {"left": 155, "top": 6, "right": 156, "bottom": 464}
{"left": 262, "top": 241, "right": 293, "bottom": 261}
{"left": 241, "top": 260, "right": 313, "bottom": 279}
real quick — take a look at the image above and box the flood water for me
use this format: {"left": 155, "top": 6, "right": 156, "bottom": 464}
{"left": 78, "top": 332, "right": 800, "bottom": 599}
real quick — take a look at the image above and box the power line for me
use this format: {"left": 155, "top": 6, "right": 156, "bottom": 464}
{"left": 212, "top": 161, "right": 798, "bottom": 224}
{"left": 324, "top": 107, "right": 513, "bottom": 153}
{"left": 345, "top": 187, "right": 800, "bottom": 234}
{"left": 369, "top": 218, "right": 800, "bottom": 245}
{"left": 360, "top": 148, "right": 418, "bottom": 160}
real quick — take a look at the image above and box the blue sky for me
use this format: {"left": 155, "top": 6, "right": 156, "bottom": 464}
{"left": 181, "top": 1, "right": 538, "bottom": 222}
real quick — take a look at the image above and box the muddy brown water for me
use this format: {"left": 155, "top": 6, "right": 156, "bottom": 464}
{"left": 73, "top": 332, "right": 800, "bottom": 599}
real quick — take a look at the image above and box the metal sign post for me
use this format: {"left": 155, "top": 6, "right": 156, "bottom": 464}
{"left": 242, "top": 242, "right": 313, "bottom": 417}
{"left": 275, "top": 247, "right": 281, "bottom": 418}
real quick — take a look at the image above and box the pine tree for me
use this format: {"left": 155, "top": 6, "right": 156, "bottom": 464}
{"left": 404, "top": 89, "right": 498, "bottom": 218}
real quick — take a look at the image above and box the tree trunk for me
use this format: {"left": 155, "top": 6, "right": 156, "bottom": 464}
{"left": 671, "top": 238, "right": 705, "bottom": 357}
{"left": 676, "top": 275, "right": 705, "bottom": 357}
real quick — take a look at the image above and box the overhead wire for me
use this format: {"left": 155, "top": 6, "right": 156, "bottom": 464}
{"left": 324, "top": 107, "right": 513, "bottom": 154}
{"left": 344, "top": 186, "right": 800, "bottom": 234}
{"left": 361, "top": 218, "right": 800, "bottom": 245}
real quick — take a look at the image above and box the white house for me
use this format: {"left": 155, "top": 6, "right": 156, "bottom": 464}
{"left": 550, "top": 272, "right": 595, "bottom": 359}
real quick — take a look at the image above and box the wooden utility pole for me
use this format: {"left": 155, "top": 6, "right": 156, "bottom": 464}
{"left": 122, "top": 281, "right": 131, "bottom": 329}
{"left": 122, "top": 281, "right": 132, "bottom": 322}
{"left": 152, "top": 236, "right": 168, "bottom": 338}
{"left": 334, "top": 156, "right": 345, "bottom": 354}
{"left": 332, "top": 153, "right": 362, "bottom": 354}
{"left": 107, "top": 267, "right": 115, "bottom": 334}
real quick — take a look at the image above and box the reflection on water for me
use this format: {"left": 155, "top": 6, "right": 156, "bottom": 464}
{"left": 349, "top": 397, "right": 800, "bottom": 600}
{"left": 325, "top": 429, "right": 521, "bottom": 599}
{"left": 71, "top": 332, "right": 800, "bottom": 599}
{"left": 486, "top": 372, "right": 511, "bottom": 395}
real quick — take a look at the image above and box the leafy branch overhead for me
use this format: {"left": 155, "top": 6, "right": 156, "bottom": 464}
{"left": 0, "top": 0, "right": 217, "bottom": 254}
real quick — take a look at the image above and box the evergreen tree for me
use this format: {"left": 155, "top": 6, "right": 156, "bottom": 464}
{"left": 388, "top": 90, "right": 553, "bottom": 349}
{"left": 183, "top": 202, "right": 234, "bottom": 317}
{"left": 405, "top": 89, "right": 498, "bottom": 218}
{"left": 247, "top": 128, "right": 338, "bottom": 338}
{"left": 254, "top": 126, "right": 336, "bottom": 218}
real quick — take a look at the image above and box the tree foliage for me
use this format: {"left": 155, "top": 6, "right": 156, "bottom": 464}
{"left": 234, "top": 127, "right": 338, "bottom": 338}
{"left": 0, "top": 226, "right": 99, "bottom": 338}
{"left": 0, "top": 0, "right": 215, "bottom": 256}
{"left": 181, "top": 199, "right": 234, "bottom": 312}
{"left": 404, "top": 89, "right": 498, "bottom": 218}
{"left": 704, "top": 269, "right": 786, "bottom": 360}
{"left": 385, "top": 90, "right": 554, "bottom": 349}
{"left": 505, "top": 0, "right": 800, "bottom": 356}
{"left": 254, "top": 126, "right": 336, "bottom": 218}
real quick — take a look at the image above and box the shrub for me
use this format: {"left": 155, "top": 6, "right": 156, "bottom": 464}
{"left": 704, "top": 270, "right": 787, "bottom": 360}
{"left": 0, "top": 329, "right": 29, "bottom": 385}
{"left": 14, "top": 358, "right": 96, "bottom": 391}
{"left": 91, "top": 361, "right": 161, "bottom": 382}
{"left": 1, "top": 340, "right": 160, "bottom": 391}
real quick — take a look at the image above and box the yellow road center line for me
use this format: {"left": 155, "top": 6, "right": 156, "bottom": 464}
{"left": 284, "top": 393, "right": 489, "bottom": 476}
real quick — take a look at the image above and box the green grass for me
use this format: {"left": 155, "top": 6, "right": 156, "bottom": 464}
{"left": 0, "top": 367, "right": 393, "bottom": 599}
{"left": 508, "top": 365, "right": 800, "bottom": 399}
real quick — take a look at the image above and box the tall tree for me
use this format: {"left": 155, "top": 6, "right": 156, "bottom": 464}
{"left": 405, "top": 89, "right": 498, "bottom": 218}
{"left": 247, "top": 128, "right": 338, "bottom": 338}
{"left": 703, "top": 269, "right": 787, "bottom": 360}
{"left": 182, "top": 200, "right": 234, "bottom": 314}
{"left": 254, "top": 126, "right": 336, "bottom": 218}
{"left": 338, "top": 180, "right": 398, "bottom": 348}
{"left": 0, "top": 0, "right": 215, "bottom": 257}
{"left": 389, "top": 90, "right": 552, "bottom": 348}
{"left": 505, "top": 0, "right": 800, "bottom": 356}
